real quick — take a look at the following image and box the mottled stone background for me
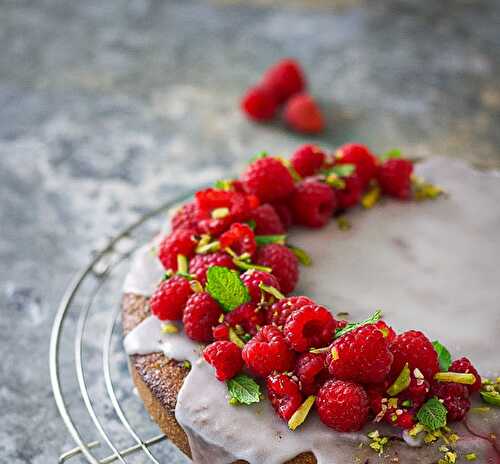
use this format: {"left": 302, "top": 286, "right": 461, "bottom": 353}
{"left": 1, "top": 0, "right": 499, "bottom": 462}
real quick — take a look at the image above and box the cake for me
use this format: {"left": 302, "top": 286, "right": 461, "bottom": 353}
{"left": 123, "top": 144, "right": 500, "bottom": 464}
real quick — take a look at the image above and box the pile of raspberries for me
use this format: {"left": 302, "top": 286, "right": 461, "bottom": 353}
{"left": 240, "top": 59, "right": 325, "bottom": 134}
{"left": 149, "top": 143, "right": 479, "bottom": 433}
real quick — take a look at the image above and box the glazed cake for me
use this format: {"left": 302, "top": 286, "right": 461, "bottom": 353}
{"left": 123, "top": 146, "right": 500, "bottom": 464}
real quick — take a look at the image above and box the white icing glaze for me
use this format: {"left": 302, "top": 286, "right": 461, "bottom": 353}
{"left": 124, "top": 158, "right": 500, "bottom": 463}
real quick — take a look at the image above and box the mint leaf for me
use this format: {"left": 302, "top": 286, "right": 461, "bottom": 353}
{"left": 227, "top": 374, "right": 261, "bottom": 405}
{"left": 255, "top": 235, "right": 287, "bottom": 245}
{"left": 249, "top": 151, "right": 268, "bottom": 163}
{"left": 329, "top": 163, "right": 355, "bottom": 177}
{"left": 432, "top": 340, "right": 451, "bottom": 371}
{"left": 334, "top": 310, "right": 382, "bottom": 339}
{"left": 416, "top": 398, "right": 447, "bottom": 431}
{"left": 380, "top": 149, "right": 402, "bottom": 161}
{"left": 206, "top": 266, "right": 250, "bottom": 312}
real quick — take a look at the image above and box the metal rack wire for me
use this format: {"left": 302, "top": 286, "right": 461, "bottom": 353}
{"left": 50, "top": 190, "right": 199, "bottom": 463}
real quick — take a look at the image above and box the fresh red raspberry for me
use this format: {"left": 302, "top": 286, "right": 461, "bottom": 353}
{"left": 240, "top": 269, "right": 281, "bottom": 303}
{"left": 396, "top": 411, "right": 416, "bottom": 429}
{"left": 390, "top": 330, "right": 439, "bottom": 381}
{"left": 158, "top": 228, "right": 197, "bottom": 271}
{"left": 335, "top": 174, "right": 363, "bottom": 210}
{"left": 242, "top": 325, "right": 295, "bottom": 377}
{"left": 249, "top": 204, "right": 285, "bottom": 235}
{"left": 291, "top": 180, "right": 336, "bottom": 228}
{"left": 270, "top": 201, "right": 294, "bottom": 230}
{"left": 283, "top": 93, "right": 325, "bottom": 135}
{"left": 266, "top": 373, "right": 303, "bottom": 422}
{"left": 224, "top": 302, "right": 265, "bottom": 336}
{"left": 242, "top": 157, "right": 295, "bottom": 203}
{"left": 262, "top": 59, "right": 306, "bottom": 104}
{"left": 336, "top": 143, "right": 378, "bottom": 187}
{"left": 399, "top": 373, "right": 430, "bottom": 409}
{"left": 284, "top": 305, "right": 337, "bottom": 352}
{"left": 149, "top": 275, "right": 193, "bottom": 321}
{"left": 212, "top": 323, "right": 230, "bottom": 341}
{"left": 266, "top": 296, "right": 315, "bottom": 327}
{"left": 431, "top": 381, "right": 471, "bottom": 421}
{"left": 327, "top": 323, "right": 394, "bottom": 384}
{"left": 195, "top": 189, "right": 259, "bottom": 236}
{"left": 182, "top": 292, "right": 222, "bottom": 342}
{"left": 295, "top": 352, "right": 329, "bottom": 395}
{"left": 241, "top": 85, "right": 277, "bottom": 122}
{"left": 378, "top": 158, "right": 414, "bottom": 200}
{"left": 375, "top": 320, "right": 396, "bottom": 343}
{"left": 219, "top": 223, "right": 257, "bottom": 257}
{"left": 254, "top": 244, "right": 299, "bottom": 294}
{"left": 189, "top": 252, "right": 236, "bottom": 285}
{"left": 291, "top": 144, "right": 326, "bottom": 178}
{"left": 171, "top": 202, "right": 200, "bottom": 232}
{"left": 203, "top": 341, "right": 243, "bottom": 381}
{"left": 449, "top": 357, "right": 481, "bottom": 393}
{"left": 317, "top": 380, "right": 369, "bottom": 432}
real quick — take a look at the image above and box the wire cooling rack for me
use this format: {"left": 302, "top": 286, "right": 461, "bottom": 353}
{"left": 50, "top": 189, "right": 200, "bottom": 464}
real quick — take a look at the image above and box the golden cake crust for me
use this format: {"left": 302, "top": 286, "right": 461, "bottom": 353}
{"left": 122, "top": 292, "right": 316, "bottom": 464}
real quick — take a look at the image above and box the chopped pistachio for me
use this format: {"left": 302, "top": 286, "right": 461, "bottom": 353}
{"left": 259, "top": 282, "right": 285, "bottom": 300}
{"left": 387, "top": 363, "right": 411, "bottom": 396}
{"left": 228, "top": 327, "right": 245, "bottom": 349}
{"left": 362, "top": 185, "right": 381, "bottom": 209}
{"left": 337, "top": 216, "right": 352, "bottom": 231}
{"left": 177, "top": 254, "right": 188, "bottom": 274}
{"left": 465, "top": 453, "right": 477, "bottom": 461}
{"left": 288, "top": 395, "right": 316, "bottom": 431}
{"left": 162, "top": 323, "right": 179, "bottom": 334}
{"left": 434, "top": 372, "right": 476, "bottom": 385}
{"left": 211, "top": 207, "right": 230, "bottom": 219}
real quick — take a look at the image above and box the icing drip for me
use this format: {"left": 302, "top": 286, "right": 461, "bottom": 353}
{"left": 124, "top": 158, "right": 500, "bottom": 463}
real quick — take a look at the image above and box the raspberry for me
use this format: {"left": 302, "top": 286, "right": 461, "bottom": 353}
{"left": 449, "top": 357, "right": 481, "bottom": 393}
{"left": 394, "top": 411, "right": 416, "bottom": 429}
{"left": 149, "top": 275, "right": 193, "bottom": 321}
{"left": 284, "top": 305, "right": 336, "bottom": 352}
{"left": 390, "top": 330, "right": 440, "bottom": 381}
{"left": 240, "top": 269, "right": 281, "bottom": 303}
{"left": 266, "top": 373, "right": 303, "bottom": 421}
{"left": 335, "top": 174, "right": 363, "bottom": 210}
{"left": 291, "top": 144, "right": 326, "bottom": 178}
{"left": 399, "top": 373, "right": 430, "bottom": 409}
{"left": 270, "top": 201, "right": 294, "bottom": 230}
{"left": 242, "top": 157, "right": 295, "bottom": 203}
{"left": 242, "top": 325, "right": 295, "bottom": 377}
{"left": 431, "top": 381, "right": 470, "bottom": 422}
{"left": 212, "top": 323, "right": 230, "bottom": 341}
{"left": 182, "top": 292, "right": 222, "bottom": 343}
{"left": 195, "top": 189, "right": 259, "bottom": 235}
{"left": 241, "top": 85, "right": 277, "bottom": 122}
{"left": 219, "top": 223, "right": 257, "bottom": 257}
{"left": 224, "top": 302, "right": 265, "bottom": 336}
{"left": 189, "top": 252, "right": 236, "bottom": 285}
{"left": 158, "top": 228, "right": 197, "bottom": 271}
{"left": 291, "top": 180, "right": 336, "bottom": 228}
{"left": 171, "top": 202, "right": 200, "bottom": 232}
{"left": 262, "top": 59, "right": 306, "bottom": 104}
{"left": 254, "top": 244, "right": 299, "bottom": 294}
{"left": 327, "top": 323, "right": 393, "bottom": 384}
{"left": 317, "top": 380, "right": 369, "bottom": 432}
{"left": 283, "top": 93, "right": 325, "bottom": 134}
{"left": 203, "top": 341, "right": 243, "bottom": 381}
{"left": 375, "top": 320, "right": 396, "bottom": 343}
{"left": 336, "top": 143, "right": 378, "bottom": 187}
{"left": 249, "top": 204, "right": 285, "bottom": 235}
{"left": 266, "top": 296, "right": 315, "bottom": 327}
{"left": 295, "top": 352, "right": 329, "bottom": 395}
{"left": 378, "top": 158, "right": 414, "bottom": 200}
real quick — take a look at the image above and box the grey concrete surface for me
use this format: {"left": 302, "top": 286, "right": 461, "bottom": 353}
{"left": 1, "top": 0, "right": 499, "bottom": 462}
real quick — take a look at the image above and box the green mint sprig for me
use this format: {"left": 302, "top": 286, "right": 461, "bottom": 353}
{"left": 334, "top": 310, "right": 382, "bottom": 339}
{"left": 227, "top": 373, "right": 261, "bottom": 405}
{"left": 416, "top": 398, "right": 447, "bottom": 431}
{"left": 206, "top": 266, "right": 250, "bottom": 312}
{"left": 432, "top": 340, "right": 452, "bottom": 372}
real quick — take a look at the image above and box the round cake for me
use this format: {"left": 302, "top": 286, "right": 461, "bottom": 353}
{"left": 123, "top": 145, "right": 500, "bottom": 464}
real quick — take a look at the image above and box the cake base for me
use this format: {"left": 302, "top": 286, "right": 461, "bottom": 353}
{"left": 122, "top": 293, "right": 316, "bottom": 464}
